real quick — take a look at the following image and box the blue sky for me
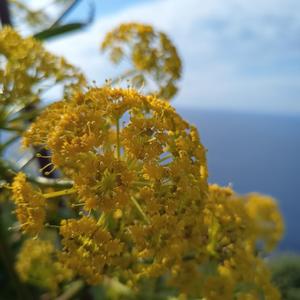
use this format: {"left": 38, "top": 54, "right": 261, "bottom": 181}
{"left": 42, "top": 0, "right": 300, "bottom": 114}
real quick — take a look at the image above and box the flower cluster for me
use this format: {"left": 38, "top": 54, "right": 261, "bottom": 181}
{"left": 16, "top": 239, "right": 73, "bottom": 293}
{"left": 11, "top": 172, "right": 46, "bottom": 235}
{"left": 101, "top": 23, "right": 182, "bottom": 100}
{"left": 59, "top": 216, "right": 123, "bottom": 284}
{"left": 245, "top": 193, "right": 284, "bottom": 252}
{"left": 0, "top": 27, "right": 86, "bottom": 107}
{"left": 21, "top": 86, "right": 208, "bottom": 283}
{"left": 199, "top": 185, "right": 283, "bottom": 300}
{"left": 10, "top": 86, "right": 284, "bottom": 298}
{"left": 9, "top": 0, "right": 51, "bottom": 30}
{"left": 167, "top": 184, "right": 283, "bottom": 299}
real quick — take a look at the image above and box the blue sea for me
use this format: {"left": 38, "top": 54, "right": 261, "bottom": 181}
{"left": 178, "top": 108, "right": 300, "bottom": 252}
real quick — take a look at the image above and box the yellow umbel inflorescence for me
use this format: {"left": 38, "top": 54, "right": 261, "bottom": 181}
{"left": 101, "top": 23, "right": 182, "bottom": 100}
{"left": 245, "top": 193, "right": 284, "bottom": 252}
{"left": 169, "top": 184, "right": 283, "bottom": 299}
{"left": 22, "top": 86, "right": 209, "bottom": 283}
{"left": 24, "top": 86, "right": 208, "bottom": 211}
{"left": 9, "top": 0, "right": 51, "bottom": 29}
{"left": 0, "top": 27, "right": 86, "bottom": 107}
{"left": 16, "top": 239, "right": 73, "bottom": 293}
{"left": 205, "top": 185, "right": 282, "bottom": 300}
{"left": 10, "top": 86, "right": 283, "bottom": 298}
{"left": 11, "top": 172, "right": 46, "bottom": 236}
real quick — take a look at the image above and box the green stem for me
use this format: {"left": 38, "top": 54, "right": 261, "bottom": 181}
{"left": 116, "top": 117, "right": 121, "bottom": 160}
{"left": 43, "top": 188, "right": 76, "bottom": 199}
{"left": 97, "top": 212, "right": 106, "bottom": 226}
{"left": 55, "top": 280, "right": 84, "bottom": 300}
{"left": 130, "top": 196, "right": 150, "bottom": 225}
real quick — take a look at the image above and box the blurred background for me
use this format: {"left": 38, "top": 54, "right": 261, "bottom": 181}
{"left": 4, "top": 0, "right": 300, "bottom": 251}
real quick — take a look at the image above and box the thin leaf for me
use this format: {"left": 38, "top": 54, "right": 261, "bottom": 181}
{"left": 33, "top": 22, "right": 86, "bottom": 40}
{"left": 33, "top": 0, "right": 95, "bottom": 41}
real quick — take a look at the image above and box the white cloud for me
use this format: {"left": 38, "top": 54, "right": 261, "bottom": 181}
{"left": 46, "top": 0, "right": 300, "bottom": 114}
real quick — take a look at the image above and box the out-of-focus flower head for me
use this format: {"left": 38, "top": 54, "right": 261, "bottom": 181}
{"left": 16, "top": 239, "right": 73, "bottom": 293}
{"left": 0, "top": 27, "right": 86, "bottom": 107}
{"left": 9, "top": 0, "right": 52, "bottom": 30}
{"left": 101, "top": 23, "right": 182, "bottom": 100}
{"left": 8, "top": 0, "right": 77, "bottom": 31}
{"left": 169, "top": 184, "right": 283, "bottom": 299}
{"left": 245, "top": 193, "right": 284, "bottom": 252}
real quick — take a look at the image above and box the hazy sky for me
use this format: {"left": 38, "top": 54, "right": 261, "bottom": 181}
{"left": 42, "top": 0, "right": 300, "bottom": 114}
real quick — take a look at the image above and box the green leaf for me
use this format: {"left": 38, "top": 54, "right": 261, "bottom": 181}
{"left": 33, "top": 22, "right": 86, "bottom": 40}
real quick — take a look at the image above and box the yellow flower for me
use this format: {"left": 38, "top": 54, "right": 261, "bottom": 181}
{"left": 24, "top": 87, "right": 208, "bottom": 214}
{"left": 19, "top": 85, "right": 282, "bottom": 298}
{"left": 202, "top": 275, "right": 235, "bottom": 300}
{"left": 236, "top": 293, "right": 260, "bottom": 300}
{"left": 9, "top": 0, "right": 51, "bottom": 29}
{"left": 245, "top": 193, "right": 284, "bottom": 252}
{"left": 22, "top": 86, "right": 209, "bottom": 284}
{"left": 199, "top": 184, "right": 282, "bottom": 300}
{"left": 16, "top": 239, "right": 73, "bottom": 293}
{"left": 59, "top": 216, "right": 123, "bottom": 284}
{"left": 101, "top": 23, "right": 182, "bottom": 100}
{"left": 72, "top": 152, "right": 136, "bottom": 211}
{"left": 0, "top": 27, "right": 86, "bottom": 107}
{"left": 11, "top": 172, "right": 46, "bottom": 235}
